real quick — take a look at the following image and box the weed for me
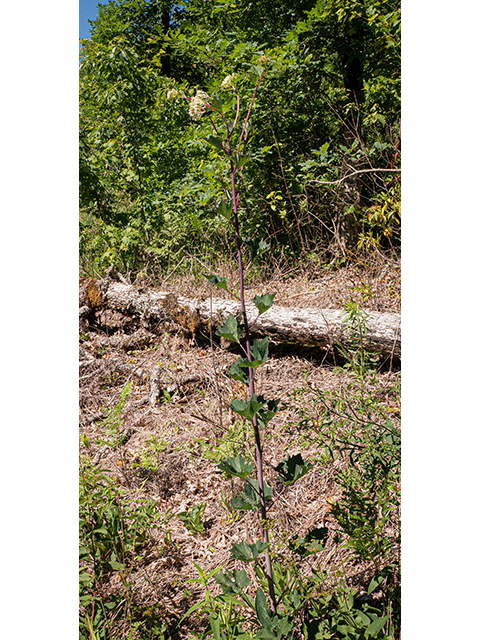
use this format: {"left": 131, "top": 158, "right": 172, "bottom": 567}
{"left": 79, "top": 455, "right": 165, "bottom": 639}
{"left": 96, "top": 382, "right": 132, "bottom": 449}
{"left": 338, "top": 299, "right": 379, "bottom": 382}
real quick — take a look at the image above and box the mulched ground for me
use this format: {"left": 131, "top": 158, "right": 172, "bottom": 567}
{"left": 79, "top": 255, "right": 401, "bottom": 637}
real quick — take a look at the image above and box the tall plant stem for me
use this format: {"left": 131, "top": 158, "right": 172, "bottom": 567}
{"left": 230, "top": 169, "right": 277, "bottom": 610}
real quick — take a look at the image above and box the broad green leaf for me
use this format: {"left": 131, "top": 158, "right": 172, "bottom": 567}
{"left": 234, "top": 356, "right": 261, "bottom": 371}
{"left": 275, "top": 453, "right": 313, "bottom": 486}
{"left": 211, "top": 95, "right": 223, "bottom": 114}
{"left": 253, "top": 294, "right": 275, "bottom": 315}
{"left": 255, "top": 588, "right": 273, "bottom": 628}
{"left": 231, "top": 480, "right": 273, "bottom": 511}
{"left": 250, "top": 337, "right": 269, "bottom": 362}
{"left": 230, "top": 540, "right": 269, "bottom": 562}
{"left": 218, "top": 200, "right": 233, "bottom": 220}
{"left": 204, "top": 273, "right": 229, "bottom": 291}
{"left": 256, "top": 399, "right": 281, "bottom": 429}
{"left": 365, "top": 615, "right": 389, "bottom": 636}
{"left": 235, "top": 153, "right": 249, "bottom": 171}
{"left": 205, "top": 135, "right": 225, "bottom": 152}
{"left": 229, "top": 394, "right": 266, "bottom": 420}
{"left": 228, "top": 360, "right": 250, "bottom": 385}
{"left": 289, "top": 527, "right": 328, "bottom": 557}
{"left": 218, "top": 454, "right": 254, "bottom": 479}
{"left": 217, "top": 316, "right": 244, "bottom": 342}
{"left": 245, "top": 237, "right": 270, "bottom": 261}
{"left": 214, "top": 568, "right": 251, "bottom": 594}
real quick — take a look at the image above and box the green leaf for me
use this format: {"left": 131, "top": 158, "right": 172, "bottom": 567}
{"left": 252, "top": 65, "right": 264, "bottom": 77}
{"left": 256, "top": 399, "right": 281, "bottom": 429}
{"left": 204, "top": 273, "right": 230, "bottom": 291}
{"left": 365, "top": 615, "right": 389, "bottom": 636}
{"left": 233, "top": 337, "right": 270, "bottom": 372}
{"left": 214, "top": 568, "right": 251, "bottom": 594}
{"left": 218, "top": 200, "right": 233, "bottom": 220}
{"left": 179, "top": 599, "right": 208, "bottom": 624}
{"left": 245, "top": 237, "right": 270, "bottom": 261}
{"left": 235, "top": 153, "right": 249, "bottom": 171}
{"left": 229, "top": 394, "right": 266, "bottom": 420}
{"left": 231, "top": 480, "right": 273, "bottom": 511}
{"left": 218, "top": 454, "right": 254, "bottom": 479}
{"left": 230, "top": 540, "right": 269, "bottom": 562}
{"left": 210, "top": 613, "right": 225, "bottom": 640}
{"left": 275, "top": 453, "right": 313, "bottom": 486}
{"left": 217, "top": 316, "right": 244, "bottom": 342}
{"left": 205, "top": 135, "right": 225, "bottom": 152}
{"left": 228, "top": 360, "right": 250, "bottom": 385}
{"left": 289, "top": 528, "right": 328, "bottom": 557}
{"left": 255, "top": 588, "right": 274, "bottom": 628}
{"left": 178, "top": 502, "right": 206, "bottom": 534}
{"left": 251, "top": 337, "right": 269, "bottom": 362}
{"left": 367, "top": 563, "right": 396, "bottom": 595}
{"left": 253, "top": 294, "right": 275, "bottom": 315}
{"left": 211, "top": 95, "right": 223, "bottom": 114}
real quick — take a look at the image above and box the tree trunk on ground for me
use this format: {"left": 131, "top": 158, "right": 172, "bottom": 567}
{"left": 80, "top": 277, "right": 401, "bottom": 359}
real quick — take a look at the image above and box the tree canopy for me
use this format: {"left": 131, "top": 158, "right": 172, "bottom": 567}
{"left": 79, "top": 0, "right": 400, "bottom": 277}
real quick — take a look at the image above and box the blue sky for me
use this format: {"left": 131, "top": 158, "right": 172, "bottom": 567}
{"left": 79, "top": 0, "right": 109, "bottom": 40}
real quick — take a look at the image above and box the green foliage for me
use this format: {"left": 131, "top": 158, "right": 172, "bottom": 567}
{"left": 230, "top": 480, "right": 274, "bottom": 511}
{"left": 79, "top": 455, "right": 163, "bottom": 639}
{"left": 275, "top": 452, "right": 313, "bottom": 486}
{"left": 96, "top": 381, "right": 132, "bottom": 448}
{"left": 79, "top": 6, "right": 401, "bottom": 635}
{"left": 217, "top": 316, "right": 245, "bottom": 343}
{"left": 178, "top": 502, "right": 207, "bottom": 534}
{"left": 79, "top": 0, "right": 400, "bottom": 279}
{"left": 330, "top": 419, "right": 401, "bottom": 565}
{"left": 218, "top": 454, "right": 254, "bottom": 480}
{"left": 289, "top": 527, "right": 328, "bottom": 557}
{"left": 338, "top": 300, "right": 379, "bottom": 381}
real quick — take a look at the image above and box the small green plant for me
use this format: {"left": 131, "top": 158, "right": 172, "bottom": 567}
{"left": 193, "top": 420, "right": 250, "bottom": 462}
{"left": 329, "top": 420, "right": 400, "bottom": 566}
{"left": 96, "top": 381, "right": 132, "bottom": 449}
{"left": 178, "top": 502, "right": 207, "bottom": 535}
{"left": 138, "top": 434, "right": 168, "bottom": 474}
{"left": 338, "top": 299, "right": 378, "bottom": 381}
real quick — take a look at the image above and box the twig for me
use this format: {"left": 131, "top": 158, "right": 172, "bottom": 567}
{"left": 308, "top": 168, "right": 401, "bottom": 187}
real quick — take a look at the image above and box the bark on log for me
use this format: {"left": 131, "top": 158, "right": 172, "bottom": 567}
{"left": 81, "top": 278, "right": 401, "bottom": 358}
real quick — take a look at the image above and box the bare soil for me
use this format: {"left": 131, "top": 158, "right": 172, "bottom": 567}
{"left": 79, "top": 256, "right": 401, "bottom": 636}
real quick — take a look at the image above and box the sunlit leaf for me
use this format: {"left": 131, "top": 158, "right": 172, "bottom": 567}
{"left": 217, "top": 316, "right": 244, "bottom": 342}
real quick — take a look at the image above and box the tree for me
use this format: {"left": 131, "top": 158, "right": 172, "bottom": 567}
{"left": 79, "top": 0, "right": 400, "bottom": 277}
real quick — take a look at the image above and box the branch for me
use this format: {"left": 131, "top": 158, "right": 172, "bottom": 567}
{"left": 309, "top": 168, "right": 401, "bottom": 186}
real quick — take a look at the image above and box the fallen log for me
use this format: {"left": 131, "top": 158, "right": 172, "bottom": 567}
{"left": 81, "top": 277, "right": 401, "bottom": 358}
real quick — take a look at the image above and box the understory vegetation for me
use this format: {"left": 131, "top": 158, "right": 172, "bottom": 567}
{"left": 79, "top": 1, "right": 400, "bottom": 638}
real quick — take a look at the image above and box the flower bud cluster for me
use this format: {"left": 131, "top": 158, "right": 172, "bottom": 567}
{"left": 166, "top": 88, "right": 179, "bottom": 101}
{"left": 189, "top": 90, "right": 210, "bottom": 121}
{"left": 258, "top": 55, "right": 268, "bottom": 66}
{"left": 220, "top": 73, "right": 238, "bottom": 90}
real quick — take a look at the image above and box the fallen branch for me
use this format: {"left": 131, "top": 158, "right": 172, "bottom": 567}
{"left": 308, "top": 167, "right": 401, "bottom": 186}
{"left": 81, "top": 278, "right": 401, "bottom": 358}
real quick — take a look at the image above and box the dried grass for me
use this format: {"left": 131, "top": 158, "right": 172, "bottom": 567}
{"left": 79, "top": 261, "right": 400, "bottom": 637}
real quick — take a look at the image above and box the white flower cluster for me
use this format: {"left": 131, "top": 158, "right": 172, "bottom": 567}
{"left": 167, "top": 88, "right": 179, "bottom": 101}
{"left": 189, "top": 90, "right": 210, "bottom": 121}
{"left": 220, "top": 73, "right": 238, "bottom": 90}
